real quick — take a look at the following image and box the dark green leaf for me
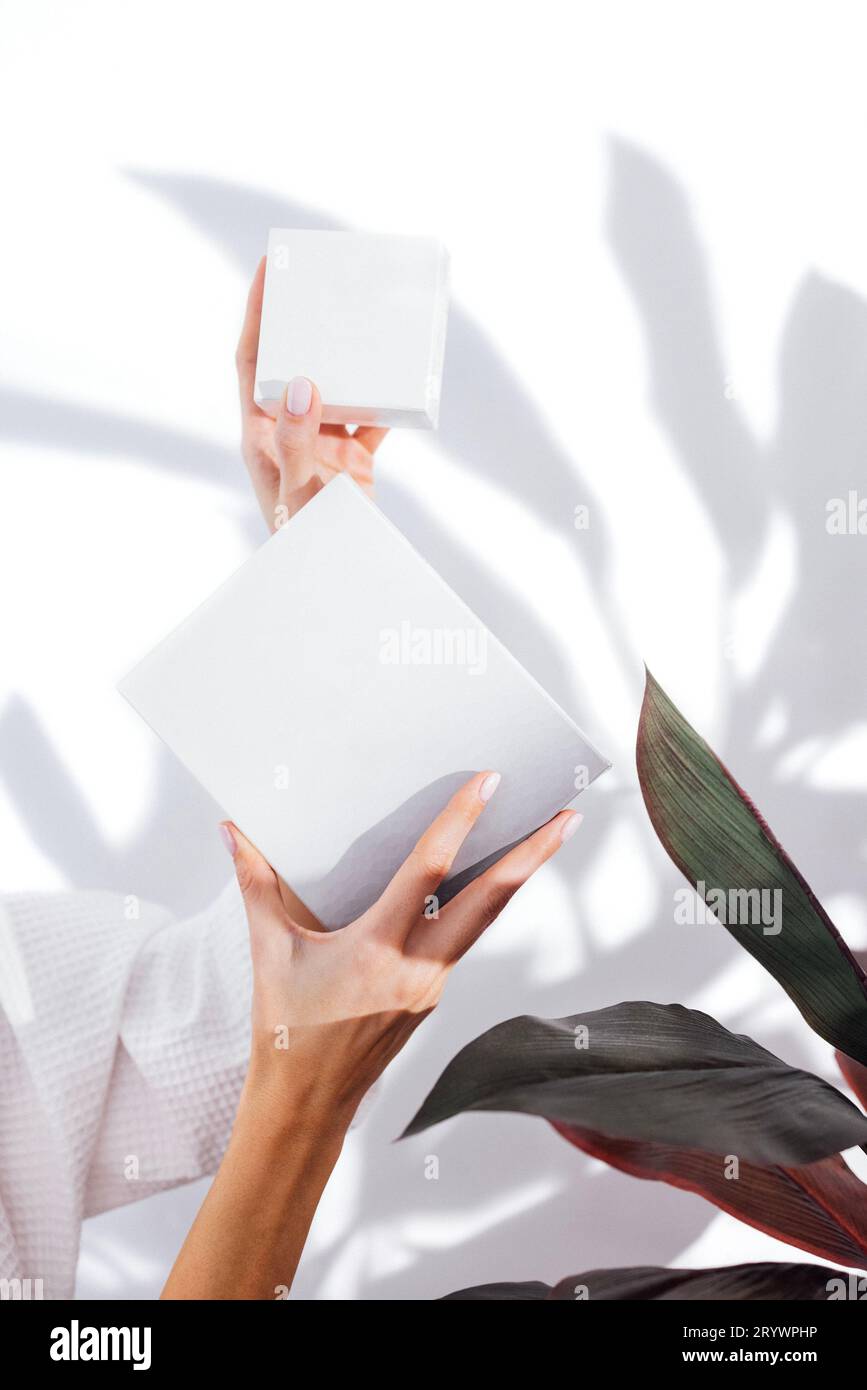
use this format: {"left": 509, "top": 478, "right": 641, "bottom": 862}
{"left": 441, "top": 1280, "right": 551, "bottom": 1301}
{"left": 836, "top": 954, "right": 867, "bottom": 1108}
{"left": 637, "top": 670, "right": 867, "bottom": 1063}
{"left": 402, "top": 1003, "right": 867, "bottom": 1164}
{"left": 443, "top": 1261, "right": 857, "bottom": 1301}
{"left": 403, "top": 1003, "right": 867, "bottom": 1266}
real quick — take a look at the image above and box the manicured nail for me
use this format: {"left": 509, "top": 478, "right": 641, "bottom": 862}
{"left": 560, "top": 811, "right": 583, "bottom": 843}
{"left": 218, "top": 823, "right": 237, "bottom": 857}
{"left": 286, "top": 376, "right": 312, "bottom": 417}
{"left": 479, "top": 772, "right": 501, "bottom": 803}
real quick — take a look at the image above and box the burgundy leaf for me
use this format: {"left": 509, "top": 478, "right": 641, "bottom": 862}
{"left": 553, "top": 1123, "right": 867, "bottom": 1270}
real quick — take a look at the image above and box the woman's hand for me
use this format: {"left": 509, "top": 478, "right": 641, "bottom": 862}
{"left": 225, "top": 771, "right": 581, "bottom": 1129}
{"left": 163, "top": 774, "right": 581, "bottom": 1299}
{"left": 235, "top": 258, "right": 388, "bottom": 530}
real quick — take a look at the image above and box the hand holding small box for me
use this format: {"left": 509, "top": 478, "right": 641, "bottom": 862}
{"left": 236, "top": 257, "right": 389, "bottom": 531}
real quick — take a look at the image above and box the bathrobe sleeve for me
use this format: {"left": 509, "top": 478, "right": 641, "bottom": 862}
{"left": 0, "top": 879, "right": 251, "bottom": 1298}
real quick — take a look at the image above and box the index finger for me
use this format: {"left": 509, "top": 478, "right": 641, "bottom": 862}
{"left": 430, "top": 810, "right": 582, "bottom": 963}
{"left": 235, "top": 256, "right": 266, "bottom": 413}
{"left": 373, "top": 770, "right": 501, "bottom": 937}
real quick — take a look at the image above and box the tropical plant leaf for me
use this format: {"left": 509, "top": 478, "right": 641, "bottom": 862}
{"left": 552, "top": 1125, "right": 867, "bottom": 1269}
{"left": 402, "top": 1004, "right": 867, "bottom": 1163}
{"left": 637, "top": 670, "right": 867, "bottom": 1064}
{"left": 442, "top": 1280, "right": 552, "bottom": 1301}
{"left": 442, "top": 1261, "right": 856, "bottom": 1301}
{"left": 836, "top": 954, "right": 867, "bottom": 1108}
{"left": 837, "top": 1051, "right": 867, "bottom": 1112}
{"left": 403, "top": 1004, "right": 867, "bottom": 1267}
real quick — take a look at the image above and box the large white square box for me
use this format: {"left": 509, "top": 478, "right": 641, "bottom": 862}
{"left": 119, "top": 477, "right": 609, "bottom": 930}
{"left": 254, "top": 230, "right": 450, "bottom": 429}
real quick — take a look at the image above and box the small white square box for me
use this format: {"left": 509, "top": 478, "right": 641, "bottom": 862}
{"left": 254, "top": 230, "right": 450, "bottom": 429}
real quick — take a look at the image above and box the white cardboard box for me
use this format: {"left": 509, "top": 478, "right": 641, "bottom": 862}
{"left": 254, "top": 230, "right": 450, "bottom": 429}
{"left": 119, "top": 477, "right": 609, "bottom": 928}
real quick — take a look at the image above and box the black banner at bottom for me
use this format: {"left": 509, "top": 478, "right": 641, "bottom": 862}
{"left": 1, "top": 1295, "right": 863, "bottom": 1374}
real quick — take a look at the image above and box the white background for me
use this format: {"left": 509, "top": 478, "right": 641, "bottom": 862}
{"left": 1, "top": 0, "right": 866, "bottom": 1298}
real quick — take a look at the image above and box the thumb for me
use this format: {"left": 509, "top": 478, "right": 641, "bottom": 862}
{"left": 273, "top": 376, "right": 322, "bottom": 521}
{"left": 219, "top": 822, "right": 285, "bottom": 923}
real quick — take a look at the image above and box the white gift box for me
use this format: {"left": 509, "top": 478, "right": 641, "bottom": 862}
{"left": 119, "top": 477, "right": 609, "bottom": 930}
{"left": 254, "top": 230, "right": 450, "bottom": 429}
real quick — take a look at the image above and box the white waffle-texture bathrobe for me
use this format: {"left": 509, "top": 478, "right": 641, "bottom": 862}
{"left": 0, "top": 882, "right": 251, "bottom": 1298}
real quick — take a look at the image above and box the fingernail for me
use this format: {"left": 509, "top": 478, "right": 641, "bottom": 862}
{"left": 218, "top": 823, "right": 237, "bottom": 858}
{"left": 286, "top": 376, "right": 312, "bottom": 417}
{"left": 479, "top": 772, "right": 501, "bottom": 803}
{"left": 560, "top": 811, "right": 583, "bottom": 843}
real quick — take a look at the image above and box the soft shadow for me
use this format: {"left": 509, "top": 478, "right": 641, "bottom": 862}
{"left": 607, "top": 138, "right": 867, "bottom": 921}
{"left": 26, "top": 150, "right": 863, "bottom": 1298}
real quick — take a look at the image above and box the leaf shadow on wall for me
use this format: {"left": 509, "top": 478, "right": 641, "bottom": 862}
{"left": 2, "top": 147, "right": 864, "bottom": 1296}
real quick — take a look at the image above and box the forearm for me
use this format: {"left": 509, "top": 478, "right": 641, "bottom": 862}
{"left": 161, "top": 1062, "right": 351, "bottom": 1300}
{"left": 161, "top": 775, "right": 574, "bottom": 1300}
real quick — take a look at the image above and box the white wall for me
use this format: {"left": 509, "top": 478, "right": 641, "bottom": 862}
{"left": 1, "top": 0, "right": 866, "bottom": 1298}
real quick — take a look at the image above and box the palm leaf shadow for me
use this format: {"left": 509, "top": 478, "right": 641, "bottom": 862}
{"left": 18, "top": 147, "right": 860, "bottom": 1288}
{"left": 608, "top": 137, "right": 867, "bottom": 909}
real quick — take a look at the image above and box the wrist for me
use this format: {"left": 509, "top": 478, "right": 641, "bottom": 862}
{"left": 240, "top": 1043, "right": 357, "bottom": 1146}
